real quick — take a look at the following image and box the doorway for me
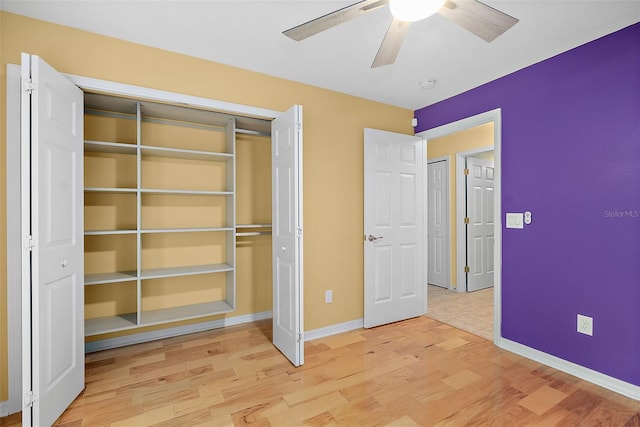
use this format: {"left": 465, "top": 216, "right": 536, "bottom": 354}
{"left": 420, "top": 110, "right": 502, "bottom": 343}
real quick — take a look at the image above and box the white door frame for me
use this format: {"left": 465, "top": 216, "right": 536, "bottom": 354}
{"left": 456, "top": 148, "right": 494, "bottom": 293}
{"left": 4, "top": 64, "right": 23, "bottom": 415}
{"left": 426, "top": 156, "right": 451, "bottom": 290}
{"left": 5, "top": 68, "right": 302, "bottom": 413}
{"left": 418, "top": 109, "right": 502, "bottom": 343}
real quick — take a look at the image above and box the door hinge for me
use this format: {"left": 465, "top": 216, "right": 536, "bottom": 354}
{"left": 24, "top": 391, "right": 35, "bottom": 408}
{"left": 464, "top": 266, "right": 470, "bottom": 273}
{"left": 23, "top": 78, "right": 36, "bottom": 94}
{"left": 464, "top": 217, "right": 470, "bottom": 224}
{"left": 297, "top": 332, "right": 303, "bottom": 343}
{"left": 25, "top": 235, "right": 35, "bottom": 251}
{"left": 296, "top": 227, "right": 303, "bottom": 237}
{"left": 464, "top": 168, "right": 469, "bottom": 176}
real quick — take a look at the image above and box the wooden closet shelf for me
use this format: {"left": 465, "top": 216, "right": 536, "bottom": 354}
{"left": 85, "top": 187, "right": 137, "bottom": 193}
{"left": 85, "top": 140, "right": 137, "bottom": 154}
{"left": 140, "top": 300, "right": 234, "bottom": 326}
{"left": 140, "top": 263, "right": 234, "bottom": 280}
{"left": 85, "top": 271, "right": 137, "bottom": 285}
{"left": 85, "top": 229, "right": 137, "bottom": 236}
{"left": 140, "top": 189, "right": 233, "bottom": 196}
{"left": 141, "top": 145, "right": 233, "bottom": 161}
{"left": 140, "top": 227, "right": 234, "bottom": 234}
{"left": 85, "top": 313, "right": 137, "bottom": 337}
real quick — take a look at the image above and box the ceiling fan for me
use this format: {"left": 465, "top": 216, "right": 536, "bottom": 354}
{"left": 283, "top": 0, "right": 518, "bottom": 68}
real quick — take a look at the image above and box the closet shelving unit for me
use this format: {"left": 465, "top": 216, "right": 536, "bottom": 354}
{"left": 84, "top": 93, "right": 237, "bottom": 336}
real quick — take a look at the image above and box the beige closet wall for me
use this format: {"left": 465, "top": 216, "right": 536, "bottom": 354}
{"left": 0, "top": 11, "right": 413, "bottom": 401}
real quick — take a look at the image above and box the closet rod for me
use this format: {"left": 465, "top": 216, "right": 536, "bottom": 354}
{"left": 236, "top": 231, "right": 272, "bottom": 237}
{"left": 236, "top": 128, "right": 271, "bottom": 137}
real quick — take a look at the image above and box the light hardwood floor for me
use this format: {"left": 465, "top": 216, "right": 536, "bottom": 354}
{"left": 2, "top": 317, "right": 640, "bottom": 426}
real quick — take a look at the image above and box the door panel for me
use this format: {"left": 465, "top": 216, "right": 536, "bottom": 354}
{"left": 272, "top": 105, "right": 303, "bottom": 366}
{"left": 22, "top": 53, "right": 84, "bottom": 426}
{"left": 364, "top": 129, "right": 425, "bottom": 328}
{"left": 400, "top": 244, "right": 417, "bottom": 297}
{"left": 466, "top": 157, "right": 495, "bottom": 291}
{"left": 427, "top": 160, "right": 449, "bottom": 288}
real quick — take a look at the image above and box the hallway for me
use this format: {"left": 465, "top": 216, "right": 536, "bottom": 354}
{"left": 427, "top": 285, "right": 493, "bottom": 340}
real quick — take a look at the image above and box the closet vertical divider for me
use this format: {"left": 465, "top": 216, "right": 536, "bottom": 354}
{"left": 225, "top": 118, "right": 237, "bottom": 311}
{"left": 136, "top": 101, "right": 142, "bottom": 327}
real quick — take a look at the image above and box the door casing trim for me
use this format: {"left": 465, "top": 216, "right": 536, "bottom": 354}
{"left": 418, "top": 108, "right": 502, "bottom": 344}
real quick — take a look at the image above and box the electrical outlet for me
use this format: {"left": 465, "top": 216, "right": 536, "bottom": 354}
{"left": 577, "top": 314, "right": 593, "bottom": 336}
{"left": 325, "top": 290, "right": 333, "bottom": 304}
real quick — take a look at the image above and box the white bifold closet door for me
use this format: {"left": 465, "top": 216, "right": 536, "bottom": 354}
{"left": 271, "top": 105, "right": 304, "bottom": 366}
{"left": 21, "top": 53, "right": 85, "bottom": 427}
{"left": 18, "top": 52, "right": 305, "bottom": 426}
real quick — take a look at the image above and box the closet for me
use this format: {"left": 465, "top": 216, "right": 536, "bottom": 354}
{"left": 17, "top": 53, "right": 303, "bottom": 426}
{"left": 83, "top": 93, "right": 263, "bottom": 336}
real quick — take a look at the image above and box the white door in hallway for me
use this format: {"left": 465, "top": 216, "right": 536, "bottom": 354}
{"left": 21, "top": 53, "right": 85, "bottom": 426}
{"left": 364, "top": 128, "right": 425, "bottom": 328}
{"left": 427, "top": 159, "right": 449, "bottom": 288}
{"left": 466, "top": 157, "right": 495, "bottom": 292}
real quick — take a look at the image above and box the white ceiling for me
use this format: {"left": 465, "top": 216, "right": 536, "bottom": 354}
{"left": 2, "top": 0, "right": 640, "bottom": 109}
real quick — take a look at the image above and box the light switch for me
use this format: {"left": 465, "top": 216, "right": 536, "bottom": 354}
{"left": 506, "top": 213, "right": 524, "bottom": 229}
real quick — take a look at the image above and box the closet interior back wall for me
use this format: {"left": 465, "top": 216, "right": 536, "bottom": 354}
{"left": 83, "top": 94, "right": 273, "bottom": 345}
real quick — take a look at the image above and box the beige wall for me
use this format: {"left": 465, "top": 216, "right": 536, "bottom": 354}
{"left": 0, "top": 11, "right": 413, "bottom": 401}
{"left": 427, "top": 123, "right": 494, "bottom": 287}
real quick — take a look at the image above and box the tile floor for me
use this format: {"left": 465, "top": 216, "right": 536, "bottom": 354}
{"left": 426, "top": 284, "right": 494, "bottom": 340}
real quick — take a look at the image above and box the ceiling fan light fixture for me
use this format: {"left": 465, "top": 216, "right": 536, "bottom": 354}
{"left": 389, "top": 0, "right": 447, "bottom": 22}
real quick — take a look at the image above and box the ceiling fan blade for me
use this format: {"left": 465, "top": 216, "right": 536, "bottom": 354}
{"left": 372, "top": 18, "right": 410, "bottom": 68}
{"left": 438, "top": 0, "right": 518, "bottom": 42}
{"left": 284, "top": 0, "right": 389, "bottom": 41}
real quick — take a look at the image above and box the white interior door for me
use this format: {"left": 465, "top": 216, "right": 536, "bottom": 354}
{"left": 364, "top": 128, "right": 425, "bottom": 328}
{"left": 21, "top": 54, "right": 84, "bottom": 426}
{"left": 427, "top": 159, "right": 449, "bottom": 288}
{"left": 466, "top": 157, "right": 495, "bottom": 292}
{"left": 271, "top": 105, "right": 304, "bottom": 366}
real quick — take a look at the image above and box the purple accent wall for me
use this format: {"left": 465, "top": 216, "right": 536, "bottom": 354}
{"left": 415, "top": 22, "right": 640, "bottom": 386}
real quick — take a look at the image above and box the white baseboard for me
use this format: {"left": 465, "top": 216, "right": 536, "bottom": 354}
{"left": 0, "top": 400, "right": 9, "bottom": 417}
{"left": 304, "top": 318, "right": 364, "bottom": 341}
{"left": 85, "top": 311, "right": 273, "bottom": 353}
{"left": 86, "top": 312, "right": 364, "bottom": 352}
{"left": 497, "top": 337, "right": 640, "bottom": 401}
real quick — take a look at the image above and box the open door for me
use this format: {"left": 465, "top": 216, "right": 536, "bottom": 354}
{"left": 21, "top": 53, "right": 85, "bottom": 426}
{"left": 271, "top": 105, "right": 304, "bottom": 366}
{"left": 427, "top": 159, "right": 449, "bottom": 288}
{"left": 364, "top": 128, "right": 426, "bottom": 328}
{"left": 466, "top": 156, "right": 495, "bottom": 291}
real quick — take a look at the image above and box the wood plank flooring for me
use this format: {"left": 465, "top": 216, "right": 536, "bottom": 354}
{"left": 2, "top": 316, "right": 640, "bottom": 426}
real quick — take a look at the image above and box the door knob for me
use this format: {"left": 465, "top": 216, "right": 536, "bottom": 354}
{"left": 61, "top": 259, "right": 68, "bottom": 268}
{"left": 367, "top": 235, "right": 383, "bottom": 242}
